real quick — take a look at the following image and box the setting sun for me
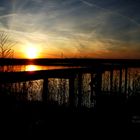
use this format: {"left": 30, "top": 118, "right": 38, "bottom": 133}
{"left": 26, "top": 45, "right": 37, "bottom": 59}
{"left": 23, "top": 43, "right": 41, "bottom": 59}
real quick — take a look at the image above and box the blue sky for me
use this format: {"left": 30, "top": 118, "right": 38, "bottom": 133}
{"left": 0, "top": 0, "right": 140, "bottom": 58}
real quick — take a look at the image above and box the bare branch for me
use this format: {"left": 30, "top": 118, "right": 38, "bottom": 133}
{"left": 0, "top": 31, "right": 16, "bottom": 58}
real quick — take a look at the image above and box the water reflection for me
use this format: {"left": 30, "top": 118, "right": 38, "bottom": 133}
{"left": 25, "top": 65, "right": 37, "bottom": 71}
{"left": 0, "top": 65, "right": 79, "bottom": 72}
{"left": 24, "top": 65, "right": 77, "bottom": 72}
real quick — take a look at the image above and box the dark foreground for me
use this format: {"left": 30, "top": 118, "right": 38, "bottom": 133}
{"left": 0, "top": 94, "right": 140, "bottom": 137}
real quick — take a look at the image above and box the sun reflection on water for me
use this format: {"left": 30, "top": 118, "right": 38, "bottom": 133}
{"left": 25, "top": 65, "right": 72, "bottom": 72}
{"left": 25, "top": 65, "right": 40, "bottom": 71}
{"left": 0, "top": 65, "right": 80, "bottom": 72}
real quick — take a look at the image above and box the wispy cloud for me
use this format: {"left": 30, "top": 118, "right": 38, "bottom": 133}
{"left": 80, "top": 0, "right": 93, "bottom": 7}
{"left": 31, "top": 0, "right": 43, "bottom": 4}
{"left": 80, "top": 0, "right": 140, "bottom": 26}
{"left": 0, "top": 0, "right": 139, "bottom": 58}
{"left": 0, "top": 13, "right": 17, "bottom": 20}
{"left": 0, "top": 6, "right": 5, "bottom": 11}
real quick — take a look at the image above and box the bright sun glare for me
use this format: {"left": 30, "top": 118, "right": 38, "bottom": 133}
{"left": 25, "top": 43, "right": 39, "bottom": 59}
{"left": 26, "top": 65, "right": 37, "bottom": 71}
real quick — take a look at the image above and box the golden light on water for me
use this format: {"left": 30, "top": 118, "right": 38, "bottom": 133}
{"left": 25, "top": 65, "right": 38, "bottom": 71}
{"left": 24, "top": 65, "right": 77, "bottom": 72}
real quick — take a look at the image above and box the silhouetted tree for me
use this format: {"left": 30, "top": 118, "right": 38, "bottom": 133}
{"left": 0, "top": 31, "right": 15, "bottom": 58}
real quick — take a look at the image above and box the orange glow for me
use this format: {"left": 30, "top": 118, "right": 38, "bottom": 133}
{"left": 27, "top": 47, "right": 37, "bottom": 59}
{"left": 23, "top": 43, "right": 41, "bottom": 59}
{"left": 25, "top": 65, "right": 38, "bottom": 71}
{"left": 25, "top": 65, "right": 79, "bottom": 72}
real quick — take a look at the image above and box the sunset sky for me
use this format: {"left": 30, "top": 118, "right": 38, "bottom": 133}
{"left": 0, "top": 0, "right": 140, "bottom": 58}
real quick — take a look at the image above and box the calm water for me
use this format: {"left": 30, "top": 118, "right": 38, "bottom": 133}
{"left": 0, "top": 65, "right": 80, "bottom": 72}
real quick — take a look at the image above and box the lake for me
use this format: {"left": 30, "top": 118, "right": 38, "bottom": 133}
{"left": 0, "top": 65, "right": 80, "bottom": 72}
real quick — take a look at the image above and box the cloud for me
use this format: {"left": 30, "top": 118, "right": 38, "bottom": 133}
{"left": 80, "top": 0, "right": 93, "bottom": 7}
{"left": 0, "top": 0, "right": 139, "bottom": 58}
{"left": 0, "top": 13, "right": 17, "bottom": 19}
{"left": 31, "top": 0, "right": 43, "bottom": 3}
{"left": 0, "top": 6, "right": 5, "bottom": 11}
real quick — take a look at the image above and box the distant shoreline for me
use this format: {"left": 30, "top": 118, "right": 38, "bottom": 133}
{"left": 0, "top": 58, "right": 140, "bottom": 67}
